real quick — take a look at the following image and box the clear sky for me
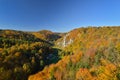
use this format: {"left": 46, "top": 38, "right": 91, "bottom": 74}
{"left": 0, "top": 0, "right": 120, "bottom": 32}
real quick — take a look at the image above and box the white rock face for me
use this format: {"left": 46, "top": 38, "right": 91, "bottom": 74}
{"left": 56, "top": 33, "right": 74, "bottom": 47}
{"left": 62, "top": 33, "right": 73, "bottom": 47}
{"left": 63, "top": 35, "right": 66, "bottom": 47}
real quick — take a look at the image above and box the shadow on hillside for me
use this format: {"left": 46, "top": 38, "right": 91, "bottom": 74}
{"left": 32, "top": 48, "right": 62, "bottom": 76}
{"left": 47, "top": 48, "right": 62, "bottom": 65}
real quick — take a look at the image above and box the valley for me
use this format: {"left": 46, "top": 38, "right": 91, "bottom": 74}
{"left": 1, "top": 26, "right": 120, "bottom": 80}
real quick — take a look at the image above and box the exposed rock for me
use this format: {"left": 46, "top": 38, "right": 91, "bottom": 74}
{"left": 57, "top": 33, "right": 74, "bottom": 47}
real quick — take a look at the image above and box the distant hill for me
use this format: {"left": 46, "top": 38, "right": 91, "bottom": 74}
{"left": 32, "top": 30, "right": 65, "bottom": 42}
{"left": 0, "top": 29, "right": 64, "bottom": 45}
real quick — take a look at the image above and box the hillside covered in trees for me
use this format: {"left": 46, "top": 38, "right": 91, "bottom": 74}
{"left": 28, "top": 26, "right": 120, "bottom": 80}
{"left": 1, "top": 27, "right": 120, "bottom": 80}
{"left": 0, "top": 29, "right": 62, "bottom": 80}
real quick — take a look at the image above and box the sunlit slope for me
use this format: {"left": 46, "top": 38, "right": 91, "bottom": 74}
{"left": 32, "top": 30, "right": 65, "bottom": 42}
{"left": 29, "top": 27, "right": 120, "bottom": 80}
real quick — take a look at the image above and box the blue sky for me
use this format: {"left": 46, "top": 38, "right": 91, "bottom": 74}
{"left": 0, "top": 0, "right": 120, "bottom": 32}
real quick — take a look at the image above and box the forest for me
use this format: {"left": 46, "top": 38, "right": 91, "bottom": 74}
{"left": 1, "top": 27, "right": 120, "bottom": 80}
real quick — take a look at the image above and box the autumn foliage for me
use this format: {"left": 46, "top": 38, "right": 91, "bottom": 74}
{"left": 29, "top": 27, "right": 120, "bottom": 80}
{"left": 1, "top": 27, "right": 120, "bottom": 80}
